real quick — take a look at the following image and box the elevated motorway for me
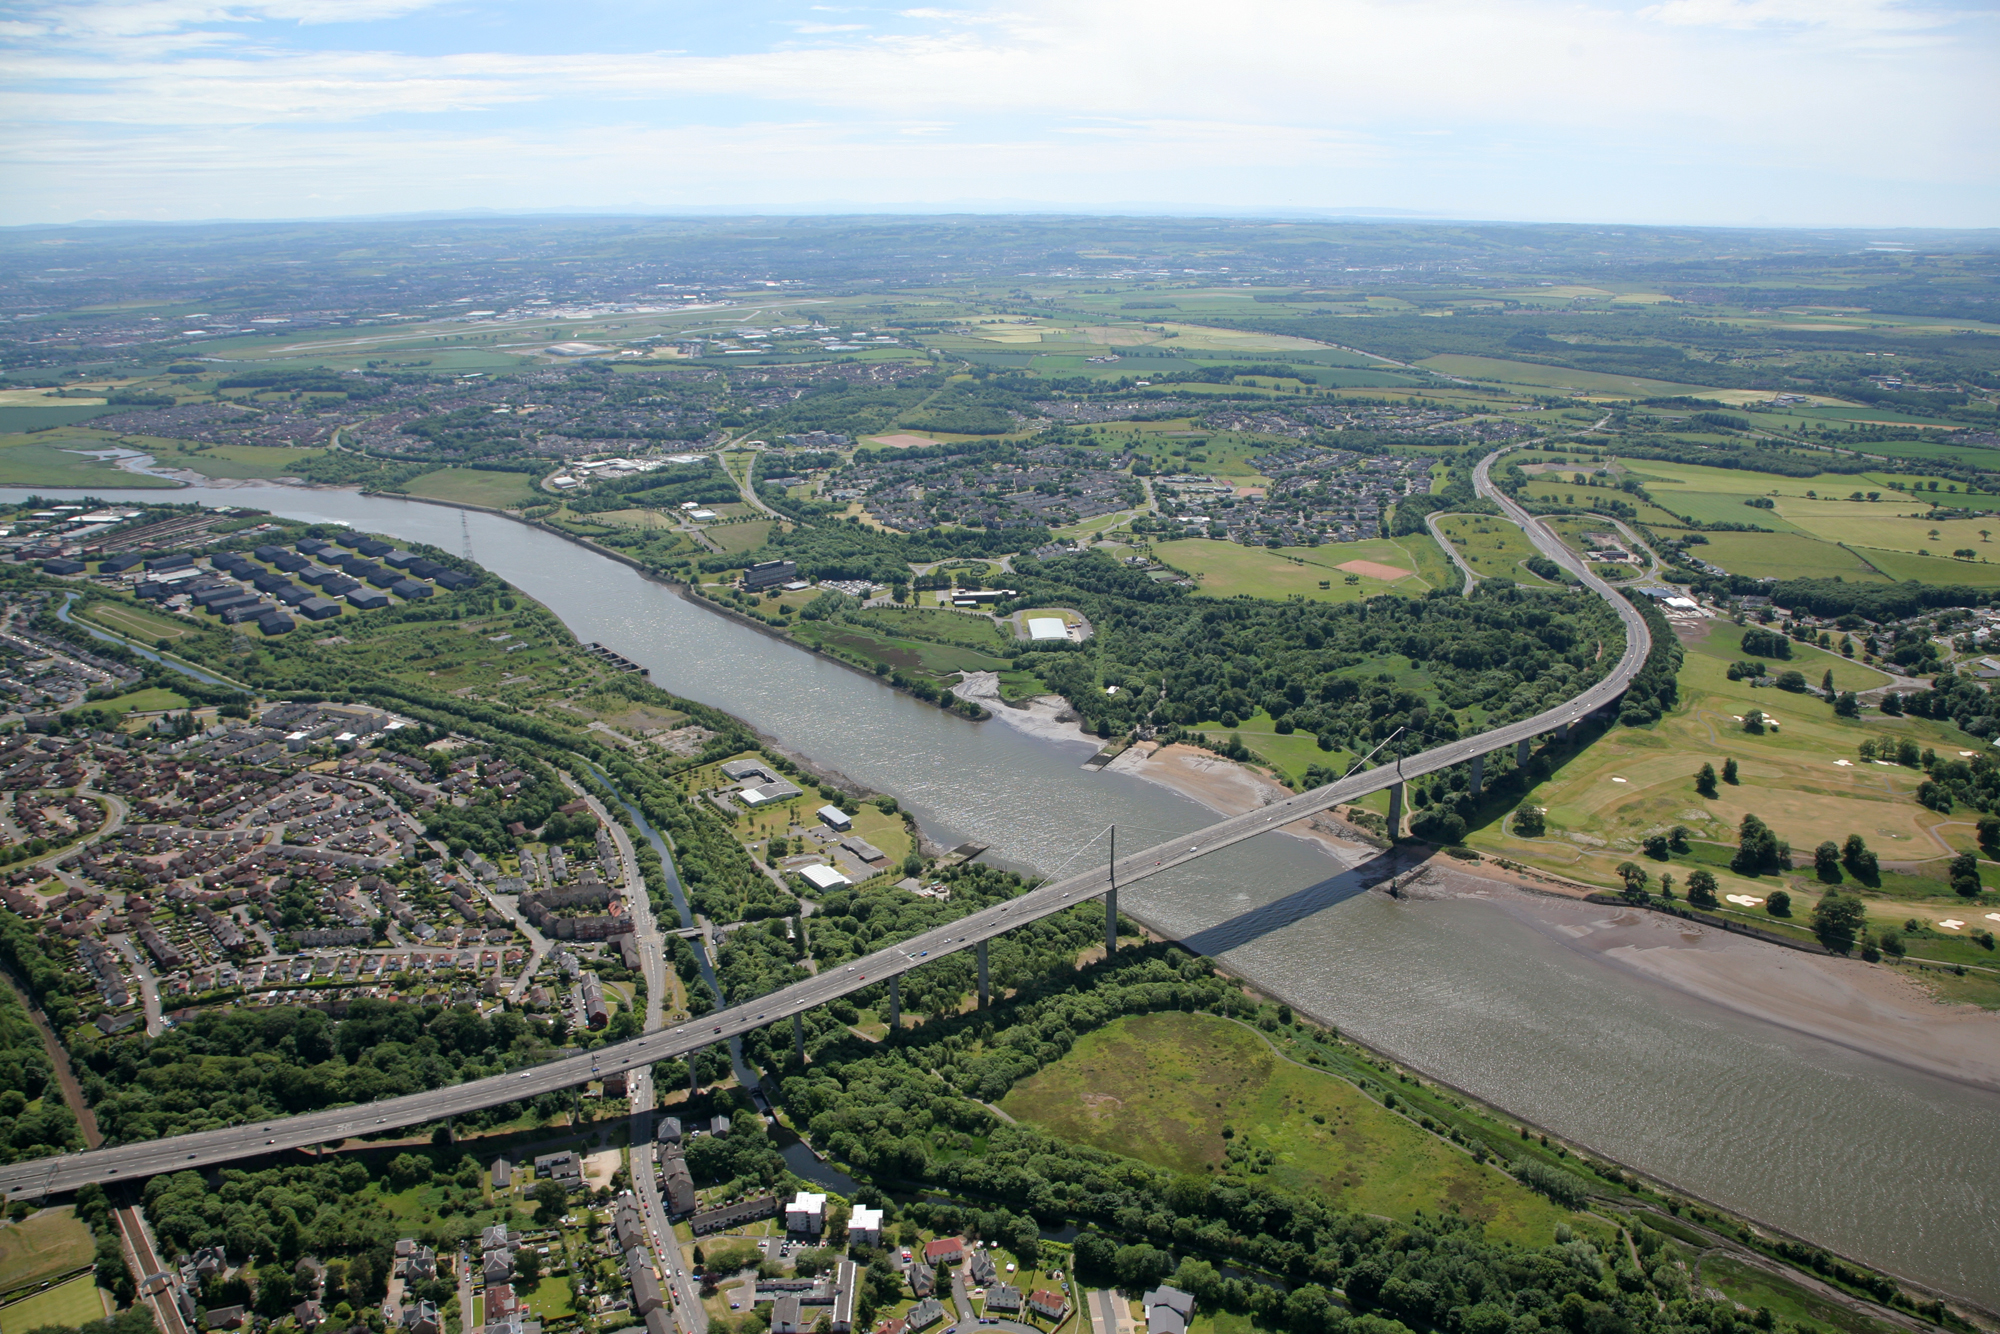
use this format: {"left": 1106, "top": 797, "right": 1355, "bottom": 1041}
{"left": 0, "top": 448, "right": 1651, "bottom": 1201}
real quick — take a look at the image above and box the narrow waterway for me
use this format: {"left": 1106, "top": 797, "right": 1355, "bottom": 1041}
{"left": 17, "top": 485, "right": 1999, "bottom": 1306}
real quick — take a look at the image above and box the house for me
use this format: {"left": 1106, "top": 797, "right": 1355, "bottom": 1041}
{"left": 1028, "top": 1289, "right": 1068, "bottom": 1321}
{"left": 482, "top": 1251, "right": 513, "bottom": 1285}
{"left": 661, "top": 1155, "right": 696, "bottom": 1215}
{"left": 770, "top": 1296, "right": 806, "bottom": 1334}
{"left": 905, "top": 1298, "right": 945, "bottom": 1331}
{"left": 293, "top": 1301, "right": 323, "bottom": 1328}
{"left": 404, "top": 1302, "right": 440, "bottom": 1334}
{"left": 203, "top": 1308, "right": 246, "bottom": 1330}
{"left": 968, "top": 1251, "right": 996, "bottom": 1286}
{"left": 491, "top": 1157, "right": 512, "bottom": 1190}
{"left": 921, "top": 1237, "right": 963, "bottom": 1267}
{"left": 816, "top": 805, "right": 853, "bottom": 832}
{"left": 615, "top": 1202, "right": 646, "bottom": 1251}
{"left": 643, "top": 1308, "right": 673, "bottom": 1334}
{"left": 601, "top": 1069, "right": 628, "bottom": 1098}
{"left": 983, "top": 1283, "right": 1021, "bottom": 1315}
{"left": 848, "top": 1204, "right": 883, "bottom": 1247}
{"left": 785, "top": 1190, "right": 826, "bottom": 1236}
{"left": 1143, "top": 1285, "right": 1197, "bottom": 1334}
{"left": 486, "top": 1286, "right": 517, "bottom": 1317}
{"left": 906, "top": 1262, "right": 936, "bottom": 1298}
{"left": 535, "top": 1150, "right": 583, "bottom": 1186}
{"left": 832, "top": 1257, "right": 857, "bottom": 1333}
{"left": 656, "top": 1116, "right": 682, "bottom": 1145}
{"left": 627, "top": 1254, "right": 664, "bottom": 1316}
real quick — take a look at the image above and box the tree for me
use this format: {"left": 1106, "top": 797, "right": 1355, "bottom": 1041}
{"left": 1658, "top": 872, "right": 1675, "bottom": 900}
{"left": 1615, "top": 862, "right": 1649, "bottom": 898}
{"left": 1641, "top": 833, "right": 1668, "bottom": 859}
{"left": 1812, "top": 892, "right": 1868, "bottom": 954}
{"left": 533, "top": 1180, "right": 568, "bottom": 1226}
{"left": 1843, "top": 834, "right": 1880, "bottom": 882}
{"left": 1731, "top": 814, "right": 1789, "bottom": 876}
{"left": 1695, "top": 763, "right": 1718, "bottom": 798}
{"left": 1511, "top": 806, "right": 1545, "bottom": 837}
{"left": 1813, "top": 841, "right": 1841, "bottom": 883}
{"left": 1685, "top": 869, "right": 1719, "bottom": 908}
{"left": 1722, "top": 757, "right": 1739, "bottom": 784}
{"left": 1743, "top": 709, "right": 1767, "bottom": 733}
{"left": 1834, "top": 691, "right": 1859, "bottom": 718}
{"left": 1950, "top": 852, "right": 1983, "bottom": 899}
{"left": 1668, "top": 825, "right": 1691, "bottom": 853}
{"left": 515, "top": 1247, "right": 542, "bottom": 1291}
{"left": 1980, "top": 816, "right": 2000, "bottom": 849}
{"left": 1766, "top": 890, "right": 1791, "bottom": 917}
{"left": 1821, "top": 669, "right": 1835, "bottom": 696}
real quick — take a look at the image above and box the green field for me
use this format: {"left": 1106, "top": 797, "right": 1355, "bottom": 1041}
{"left": 1416, "top": 354, "right": 1729, "bottom": 399}
{"left": 709, "top": 520, "right": 775, "bottom": 554}
{"left": 1000, "top": 1012, "right": 1572, "bottom": 1244}
{"left": 400, "top": 467, "right": 545, "bottom": 510}
{"left": 144, "top": 440, "right": 328, "bottom": 479}
{"left": 89, "top": 687, "right": 189, "bottom": 716}
{"left": 0, "top": 1275, "right": 104, "bottom": 1334}
{"left": 1152, "top": 535, "right": 1449, "bottom": 601}
{"left": 0, "top": 1209, "right": 94, "bottom": 1296}
{"left": 0, "top": 437, "right": 178, "bottom": 489}
{"left": 1694, "top": 532, "right": 1889, "bottom": 582}
{"left": 1432, "top": 514, "right": 1564, "bottom": 587}
{"left": 790, "top": 622, "right": 1010, "bottom": 677}
{"left": 1184, "top": 710, "right": 1343, "bottom": 785}
{"left": 81, "top": 600, "right": 195, "bottom": 642}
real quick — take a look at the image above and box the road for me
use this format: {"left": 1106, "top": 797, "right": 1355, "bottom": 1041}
{"left": 0, "top": 449, "right": 1649, "bottom": 1201}
{"left": 1424, "top": 510, "right": 1478, "bottom": 593}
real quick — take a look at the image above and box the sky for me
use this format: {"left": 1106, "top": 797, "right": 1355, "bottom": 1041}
{"left": 1, "top": 0, "right": 1996, "bottom": 229}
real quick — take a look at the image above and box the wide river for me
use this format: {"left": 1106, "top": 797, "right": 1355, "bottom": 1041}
{"left": 19, "top": 484, "right": 1998, "bottom": 1305}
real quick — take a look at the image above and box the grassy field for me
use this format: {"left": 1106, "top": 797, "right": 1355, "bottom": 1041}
{"left": 1000, "top": 1012, "right": 1572, "bottom": 1245}
{"left": 0, "top": 437, "right": 179, "bottom": 489}
{"left": 1184, "top": 710, "right": 1344, "bottom": 785}
{"left": 1432, "top": 514, "right": 1565, "bottom": 586}
{"left": 1696, "top": 1255, "right": 1901, "bottom": 1334}
{"left": 1775, "top": 498, "right": 2000, "bottom": 556}
{"left": 0, "top": 1209, "right": 93, "bottom": 1295}
{"left": 0, "top": 1275, "right": 104, "bottom": 1334}
{"left": 81, "top": 600, "right": 196, "bottom": 642}
{"left": 90, "top": 686, "right": 189, "bottom": 716}
{"left": 1415, "top": 355, "right": 1730, "bottom": 399}
{"left": 1694, "top": 532, "right": 1890, "bottom": 583}
{"left": 1464, "top": 618, "right": 1974, "bottom": 906}
{"left": 1515, "top": 482, "right": 1692, "bottom": 529}
{"left": 1152, "top": 535, "right": 1449, "bottom": 601}
{"left": 709, "top": 520, "right": 775, "bottom": 554}
{"left": 399, "top": 467, "right": 545, "bottom": 510}
{"left": 139, "top": 439, "right": 328, "bottom": 479}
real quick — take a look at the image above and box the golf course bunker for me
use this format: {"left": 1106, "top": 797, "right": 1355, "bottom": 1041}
{"left": 1336, "top": 559, "right": 1411, "bottom": 581}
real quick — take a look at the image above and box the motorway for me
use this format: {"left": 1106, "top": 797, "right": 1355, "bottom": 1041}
{"left": 0, "top": 447, "right": 1651, "bottom": 1202}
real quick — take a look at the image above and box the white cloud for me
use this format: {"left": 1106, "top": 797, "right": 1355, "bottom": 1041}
{"left": 0, "top": 0, "right": 1993, "bottom": 224}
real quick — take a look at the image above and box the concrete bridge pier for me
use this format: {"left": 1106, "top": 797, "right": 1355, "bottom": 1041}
{"left": 1386, "top": 781, "right": 1405, "bottom": 840}
{"left": 977, "top": 939, "right": 990, "bottom": 1008}
{"left": 1516, "top": 737, "right": 1530, "bottom": 767}
{"left": 1104, "top": 884, "right": 1118, "bottom": 956}
{"left": 887, "top": 975, "right": 900, "bottom": 1033}
{"left": 689, "top": 1056, "right": 699, "bottom": 1096}
{"left": 1470, "top": 753, "right": 1484, "bottom": 800}
{"left": 1559, "top": 719, "right": 1574, "bottom": 745}
{"left": 793, "top": 1013, "right": 805, "bottom": 1062}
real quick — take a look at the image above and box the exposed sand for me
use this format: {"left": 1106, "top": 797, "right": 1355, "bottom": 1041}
{"left": 1337, "top": 559, "right": 1413, "bottom": 581}
{"left": 1099, "top": 739, "right": 2000, "bottom": 1092}
{"left": 954, "top": 673, "right": 1097, "bottom": 748}
{"left": 1449, "top": 883, "right": 2000, "bottom": 1092}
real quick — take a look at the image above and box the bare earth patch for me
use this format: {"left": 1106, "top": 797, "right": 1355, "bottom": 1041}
{"left": 866, "top": 433, "right": 943, "bottom": 449}
{"left": 1336, "top": 559, "right": 1412, "bottom": 580}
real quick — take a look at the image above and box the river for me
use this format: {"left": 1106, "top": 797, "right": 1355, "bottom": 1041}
{"left": 16, "top": 484, "right": 1998, "bottom": 1306}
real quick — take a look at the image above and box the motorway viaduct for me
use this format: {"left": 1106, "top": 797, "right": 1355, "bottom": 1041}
{"left": 0, "top": 448, "right": 1652, "bottom": 1201}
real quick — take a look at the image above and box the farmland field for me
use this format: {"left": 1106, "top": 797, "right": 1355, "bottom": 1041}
{"left": 709, "top": 520, "right": 776, "bottom": 553}
{"left": 1693, "top": 532, "right": 1889, "bottom": 582}
{"left": 1432, "top": 514, "right": 1564, "bottom": 586}
{"left": 999, "top": 1011, "right": 1572, "bottom": 1245}
{"left": 1849, "top": 546, "right": 2000, "bottom": 587}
